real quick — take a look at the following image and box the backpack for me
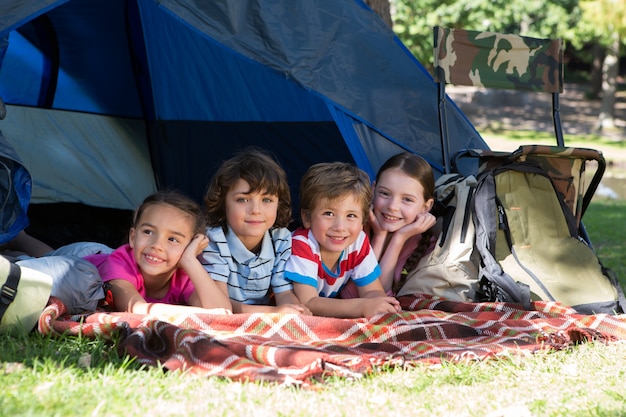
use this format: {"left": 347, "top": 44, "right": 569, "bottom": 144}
{"left": 0, "top": 131, "right": 31, "bottom": 245}
{"left": 472, "top": 160, "right": 626, "bottom": 314}
{"left": 396, "top": 173, "right": 480, "bottom": 302}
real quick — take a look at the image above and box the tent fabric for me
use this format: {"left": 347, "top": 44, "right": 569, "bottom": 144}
{"left": 0, "top": 0, "right": 487, "bottom": 231}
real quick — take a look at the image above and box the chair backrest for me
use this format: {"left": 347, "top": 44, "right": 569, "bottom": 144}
{"left": 433, "top": 27, "right": 563, "bottom": 93}
{"left": 433, "top": 27, "right": 566, "bottom": 173}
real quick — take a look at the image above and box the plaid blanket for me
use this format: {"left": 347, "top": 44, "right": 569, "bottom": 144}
{"left": 38, "top": 294, "right": 626, "bottom": 386}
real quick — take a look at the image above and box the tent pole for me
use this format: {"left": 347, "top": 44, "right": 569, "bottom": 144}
{"left": 436, "top": 70, "right": 452, "bottom": 174}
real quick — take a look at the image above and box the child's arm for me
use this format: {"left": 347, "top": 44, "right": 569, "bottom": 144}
{"left": 224, "top": 291, "right": 311, "bottom": 314}
{"left": 293, "top": 281, "right": 399, "bottom": 318}
{"left": 274, "top": 290, "right": 312, "bottom": 315}
{"left": 375, "top": 212, "right": 437, "bottom": 293}
{"left": 367, "top": 208, "right": 388, "bottom": 261}
{"left": 107, "top": 279, "right": 231, "bottom": 316}
{"left": 2, "top": 230, "right": 54, "bottom": 258}
{"left": 180, "top": 234, "right": 232, "bottom": 311}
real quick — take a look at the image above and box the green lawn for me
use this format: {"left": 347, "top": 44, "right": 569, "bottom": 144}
{"left": 585, "top": 199, "right": 626, "bottom": 287}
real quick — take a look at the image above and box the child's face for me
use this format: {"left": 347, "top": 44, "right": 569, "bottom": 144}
{"left": 372, "top": 168, "right": 433, "bottom": 233}
{"left": 225, "top": 178, "right": 278, "bottom": 252}
{"left": 303, "top": 193, "right": 364, "bottom": 262}
{"left": 129, "top": 203, "right": 195, "bottom": 282}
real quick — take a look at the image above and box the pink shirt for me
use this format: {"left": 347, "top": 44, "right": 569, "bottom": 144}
{"left": 85, "top": 244, "right": 196, "bottom": 305}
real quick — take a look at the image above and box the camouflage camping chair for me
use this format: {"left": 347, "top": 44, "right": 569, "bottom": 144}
{"left": 433, "top": 27, "right": 606, "bottom": 242}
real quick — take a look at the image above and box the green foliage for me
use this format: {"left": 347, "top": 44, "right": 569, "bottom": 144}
{"left": 580, "top": 0, "right": 626, "bottom": 46}
{"left": 392, "top": 0, "right": 583, "bottom": 68}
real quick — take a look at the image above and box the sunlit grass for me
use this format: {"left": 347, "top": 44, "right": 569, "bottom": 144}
{"left": 482, "top": 129, "right": 626, "bottom": 150}
{"left": 585, "top": 199, "right": 626, "bottom": 287}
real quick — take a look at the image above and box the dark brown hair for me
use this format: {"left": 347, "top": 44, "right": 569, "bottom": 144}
{"left": 204, "top": 147, "right": 292, "bottom": 230}
{"left": 134, "top": 189, "right": 206, "bottom": 236}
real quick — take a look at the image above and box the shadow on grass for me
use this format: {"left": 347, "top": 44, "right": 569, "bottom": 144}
{"left": 0, "top": 330, "right": 138, "bottom": 372}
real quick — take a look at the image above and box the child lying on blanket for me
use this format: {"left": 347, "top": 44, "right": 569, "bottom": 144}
{"left": 85, "top": 190, "right": 232, "bottom": 316}
{"left": 285, "top": 162, "right": 401, "bottom": 318}
{"left": 340, "top": 152, "right": 436, "bottom": 298}
{"left": 200, "top": 147, "right": 311, "bottom": 315}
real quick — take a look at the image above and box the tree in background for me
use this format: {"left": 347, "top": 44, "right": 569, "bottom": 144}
{"left": 580, "top": 0, "right": 626, "bottom": 131}
{"left": 364, "top": 0, "right": 392, "bottom": 28}
{"left": 391, "top": 0, "right": 580, "bottom": 69}
{"left": 391, "top": 0, "right": 624, "bottom": 134}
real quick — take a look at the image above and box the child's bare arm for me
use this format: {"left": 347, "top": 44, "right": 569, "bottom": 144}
{"left": 179, "top": 234, "right": 232, "bottom": 311}
{"left": 227, "top": 292, "right": 311, "bottom": 314}
{"left": 274, "top": 290, "right": 312, "bottom": 315}
{"left": 2, "top": 230, "right": 54, "bottom": 258}
{"left": 294, "top": 282, "right": 398, "bottom": 318}
{"left": 377, "top": 212, "right": 437, "bottom": 293}
{"left": 367, "top": 208, "right": 388, "bottom": 260}
{"left": 376, "top": 236, "right": 405, "bottom": 293}
{"left": 357, "top": 279, "right": 401, "bottom": 314}
{"left": 108, "top": 279, "right": 231, "bottom": 316}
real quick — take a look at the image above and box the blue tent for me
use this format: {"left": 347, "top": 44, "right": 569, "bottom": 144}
{"left": 0, "top": 0, "right": 486, "bottom": 246}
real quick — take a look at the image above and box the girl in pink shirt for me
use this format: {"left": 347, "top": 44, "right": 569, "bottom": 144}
{"left": 86, "top": 190, "right": 231, "bottom": 315}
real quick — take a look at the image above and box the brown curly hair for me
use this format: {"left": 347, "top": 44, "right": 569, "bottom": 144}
{"left": 374, "top": 153, "right": 435, "bottom": 295}
{"left": 203, "top": 147, "right": 292, "bottom": 232}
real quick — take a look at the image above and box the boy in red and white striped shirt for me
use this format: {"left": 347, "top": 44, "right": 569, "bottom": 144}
{"left": 285, "top": 162, "right": 400, "bottom": 318}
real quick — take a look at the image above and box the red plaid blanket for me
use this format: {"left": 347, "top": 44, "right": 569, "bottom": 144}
{"left": 38, "top": 294, "right": 626, "bottom": 386}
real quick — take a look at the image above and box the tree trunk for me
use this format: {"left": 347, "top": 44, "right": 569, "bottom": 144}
{"left": 595, "top": 33, "right": 620, "bottom": 132}
{"left": 363, "top": 0, "right": 392, "bottom": 28}
{"left": 587, "top": 42, "right": 604, "bottom": 99}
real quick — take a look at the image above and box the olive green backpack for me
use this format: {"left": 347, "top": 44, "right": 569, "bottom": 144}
{"left": 471, "top": 153, "right": 626, "bottom": 314}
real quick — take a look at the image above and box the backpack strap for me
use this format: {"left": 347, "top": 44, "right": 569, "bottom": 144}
{"left": 0, "top": 261, "right": 21, "bottom": 322}
{"left": 494, "top": 193, "right": 556, "bottom": 301}
{"left": 490, "top": 161, "right": 577, "bottom": 303}
{"left": 473, "top": 165, "right": 531, "bottom": 308}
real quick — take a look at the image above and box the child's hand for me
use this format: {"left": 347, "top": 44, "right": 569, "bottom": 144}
{"left": 180, "top": 234, "right": 209, "bottom": 266}
{"left": 367, "top": 206, "right": 386, "bottom": 236}
{"left": 275, "top": 304, "right": 313, "bottom": 315}
{"left": 396, "top": 211, "right": 436, "bottom": 240}
{"left": 201, "top": 307, "right": 233, "bottom": 315}
{"left": 360, "top": 296, "right": 401, "bottom": 317}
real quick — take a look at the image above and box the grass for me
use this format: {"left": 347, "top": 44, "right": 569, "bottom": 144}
{"left": 3, "top": 327, "right": 626, "bottom": 416}
{"left": 2, "top": 137, "right": 626, "bottom": 416}
{"left": 482, "top": 129, "right": 626, "bottom": 151}
{"left": 585, "top": 199, "right": 626, "bottom": 286}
